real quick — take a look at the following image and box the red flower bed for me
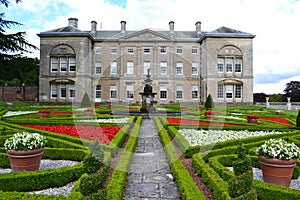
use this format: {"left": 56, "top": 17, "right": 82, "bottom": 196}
{"left": 167, "top": 118, "right": 236, "bottom": 127}
{"left": 50, "top": 112, "right": 72, "bottom": 116}
{"left": 260, "top": 118, "right": 293, "bottom": 125}
{"left": 21, "top": 124, "right": 121, "bottom": 144}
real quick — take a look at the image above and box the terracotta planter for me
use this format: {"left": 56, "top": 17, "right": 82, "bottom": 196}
{"left": 247, "top": 118, "right": 258, "bottom": 124}
{"left": 6, "top": 103, "right": 13, "bottom": 108}
{"left": 276, "top": 111, "right": 282, "bottom": 115}
{"left": 84, "top": 110, "right": 93, "bottom": 116}
{"left": 38, "top": 113, "right": 50, "bottom": 118}
{"left": 205, "top": 114, "right": 215, "bottom": 120}
{"left": 259, "top": 155, "right": 297, "bottom": 187}
{"left": 7, "top": 148, "right": 44, "bottom": 172}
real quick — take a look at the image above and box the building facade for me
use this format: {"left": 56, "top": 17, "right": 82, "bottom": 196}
{"left": 38, "top": 18, "right": 255, "bottom": 104}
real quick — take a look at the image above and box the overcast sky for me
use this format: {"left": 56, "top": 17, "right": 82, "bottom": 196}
{"left": 3, "top": 0, "right": 300, "bottom": 94}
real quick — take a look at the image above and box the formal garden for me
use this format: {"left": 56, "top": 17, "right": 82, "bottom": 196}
{"left": 0, "top": 101, "right": 300, "bottom": 199}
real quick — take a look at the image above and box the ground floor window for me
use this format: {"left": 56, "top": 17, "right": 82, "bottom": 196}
{"left": 192, "top": 86, "right": 198, "bottom": 99}
{"left": 110, "top": 85, "right": 117, "bottom": 100}
{"left": 50, "top": 83, "right": 74, "bottom": 100}
{"left": 160, "top": 86, "right": 167, "bottom": 100}
{"left": 126, "top": 85, "right": 134, "bottom": 100}
{"left": 217, "top": 83, "right": 243, "bottom": 99}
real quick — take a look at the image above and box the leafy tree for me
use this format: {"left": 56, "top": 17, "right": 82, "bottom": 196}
{"left": 269, "top": 93, "right": 283, "bottom": 102}
{"left": 253, "top": 93, "right": 267, "bottom": 103}
{"left": 0, "top": 0, "right": 37, "bottom": 60}
{"left": 284, "top": 81, "right": 300, "bottom": 102}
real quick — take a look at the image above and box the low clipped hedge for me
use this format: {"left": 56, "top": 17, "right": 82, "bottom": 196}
{"left": 106, "top": 116, "right": 142, "bottom": 199}
{"left": 155, "top": 117, "right": 206, "bottom": 200}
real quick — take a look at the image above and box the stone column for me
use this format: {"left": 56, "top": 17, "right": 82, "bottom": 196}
{"left": 287, "top": 97, "right": 291, "bottom": 110}
{"left": 265, "top": 97, "right": 270, "bottom": 108}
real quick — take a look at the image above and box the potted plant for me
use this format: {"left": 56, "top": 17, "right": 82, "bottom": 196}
{"left": 4, "top": 132, "right": 47, "bottom": 172}
{"left": 246, "top": 114, "right": 259, "bottom": 124}
{"left": 38, "top": 109, "right": 50, "bottom": 118}
{"left": 205, "top": 110, "right": 216, "bottom": 120}
{"left": 6, "top": 102, "right": 13, "bottom": 108}
{"left": 84, "top": 107, "right": 94, "bottom": 116}
{"left": 256, "top": 138, "right": 299, "bottom": 187}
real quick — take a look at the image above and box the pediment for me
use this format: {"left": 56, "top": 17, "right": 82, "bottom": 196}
{"left": 121, "top": 29, "right": 171, "bottom": 41}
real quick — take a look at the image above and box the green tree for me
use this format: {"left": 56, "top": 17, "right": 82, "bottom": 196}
{"left": 269, "top": 93, "right": 283, "bottom": 102}
{"left": 297, "top": 110, "right": 300, "bottom": 128}
{"left": 0, "top": 0, "right": 37, "bottom": 60}
{"left": 284, "top": 81, "right": 300, "bottom": 102}
{"left": 204, "top": 94, "right": 214, "bottom": 110}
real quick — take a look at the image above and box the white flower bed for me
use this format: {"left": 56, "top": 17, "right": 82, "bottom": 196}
{"left": 217, "top": 115, "right": 246, "bottom": 121}
{"left": 2, "top": 111, "right": 38, "bottom": 117}
{"left": 76, "top": 117, "right": 130, "bottom": 124}
{"left": 178, "top": 129, "right": 283, "bottom": 146}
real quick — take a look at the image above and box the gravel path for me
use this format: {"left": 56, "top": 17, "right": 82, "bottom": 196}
{"left": 0, "top": 159, "right": 79, "bottom": 196}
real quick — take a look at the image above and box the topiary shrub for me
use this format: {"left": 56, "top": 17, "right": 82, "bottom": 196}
{"left": 83, "top": 155, "right": 102, "bottom": 174}
{"left": 81, "top": 92, "right": 92, "bottom": 108}
{"left": 228, "top": 143, "right": 257, "bottom": 199}
{"left": 296, "top": 110, "right": 300, "bottom": 128}
{"left": 204, "top": 94, "right": 214, "bottom": 110}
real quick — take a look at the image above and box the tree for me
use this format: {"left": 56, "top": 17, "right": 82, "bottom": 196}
{"left": 284, "top": 81, "right": 300, "bottom": 102}
{"left": 204, "top": 94, "right": 214, "bottom": 110}
{"left": 253, "top": 93, "right": 267, "bottom": 103}
{"left": 0, "top": 0, "right": 38, "bottom": 60}
{"left": 297, "top": 110, "right": 300, "bottom": 128}
{"left": 269, "top": 93, "right": 283, "bottom": 102}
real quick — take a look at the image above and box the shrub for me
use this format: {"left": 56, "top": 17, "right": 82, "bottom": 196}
{"left": 81, "top": 93, "right": 92, "bottom": 108}
{"left": 297, "top": 110, "right": 300, "bottom": 128}
{"left": 204, "top": 94, "right": 214, "bottom": 110}
{"left": 83, "top": 155, "right": 102, "bottom": 174}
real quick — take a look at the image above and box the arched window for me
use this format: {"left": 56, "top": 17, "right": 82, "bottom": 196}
{"left": 50, "top": 45, "right": 76, "bottom": 73}
{"left": 217, "top": 45, "right": 243, "bottom": 74}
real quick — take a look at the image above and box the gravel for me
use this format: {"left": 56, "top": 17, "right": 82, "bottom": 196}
{"left": 0, "top": 159, "right": 79, "bottom": 196}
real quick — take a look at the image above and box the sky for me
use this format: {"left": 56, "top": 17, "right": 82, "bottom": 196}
{"left": 2, "top": 0, "right": 300, "bottom": 94}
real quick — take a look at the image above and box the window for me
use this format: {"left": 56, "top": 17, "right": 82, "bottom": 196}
{"left": 60, "top": 84, "right": 67, "bottom": 98}
{"left": 144, "top": 62, "right": 150, "bottom": 75}
{"left": 110, "top": 47, "right": 117, "bottom": 54}
{"left": 160, "top": 86, "right": 167, "bottom": 99}
{"left": 95, "top": 85, "right": 101, "bottom": 101}
{"left": 176, "top": 85, "right": 183, "bottom": 99}
{"left": 160, "top": 61, "right": 167, "bottom": 75}
{"left": 235, "top": 58, "right": 242, "bottom": 73}
{"left": 60, "top": 57, "right": 67, "bottom": 72}
{"left": 95, "top": 47, "right": 101, "bottom": 54}
{"left": 160, "top": 46, "right": 166, "bottom": 54}
{"left": 144, "top": 47, "right": 150, "bottom": 54}
{"left": 69, "top": 57, "right": 76, "bottom": 72}
{"left": 217, "top": 58, "right": 224, "bottom": 73}
{"left": 110, "top": 85, "right": 117, "bottom": 99}
{"left": 128, "top": 47, "right": 134, "bottom": 54}
{"left": 127, "top": 61, "right": 134, "bottom": 75}
{"left": 217, "top": 84, "right": 224, "bottom": 98}
{"left": 176, "top": 46, "right": 183, "bottom": 54}
{"left": 235, "top": 85, "right": 242, "bottom": 98}
{"left": 192, "top": 86, "right": 198, "bottom": 99}
{"left": 192, "top": 62, "right": 198, "bottom": 75}
{"left": 126, "top": 85, "right": 134, "bottom": 99}
{"left": 226, "top": 85, "right": 233, "bottom": 98}
{"left": 51, "top": 57, "right": 58, "bottom": 72}
{"left": 69, "top": 84, "right": 75, "bottom": 98}
{"left": 110, "top": 61, "right": 117, "bottom": 75}
{"left": 176, "top": 62, "right": 183, "bottom": 75}
{"left": 95, "top": 62, "right": 102, "bottom": 74}
{"left": 192, "top": 46, "right": 198, "bottom": 54}
{"left": 226, "top": 58, "right": 233, "bottom": 73}
{"left": 50, "top": 84, "right": 57, "bottom": 98}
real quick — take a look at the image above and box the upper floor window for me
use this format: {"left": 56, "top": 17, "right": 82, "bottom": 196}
{"left": 192, "top": 46, "right": 198, "bottom": 54}
{"left": 95, "top": 47, "right": 101, "bottom": 54}
{"left": 111, "top": 47, "right": 117, "bottom": 54}
{"left": 192, "top": 62, "right": 198, "bottom": 75}
{"left": 127, "top": 61, "right": 134, "bottom": 75}
{"left": 160, "top": 61, "right": 167, "bottom": 75}
{"left": 176, "top": 46, "right": 183, "bottom": 54}
{"left": 160, "top": 46, "right": 167, "bottom": 54}
{"left": 110, "top": 61, "right": 117, "bottom": 75}
{"left": 60, "top": 57, "right": 67, "bottom": 72}
{"left": 69, "top": 57, "right": 76, "bottom": 72}
{"left": 217, "top": 58, "right": 224, "bottom": 73}
{"left": 176, "top": 85, "right": 183, "bottom": 99}
{"left": 51, "top": 56, "right": 75, "bottom": 73}
{"left": 235, "top": 58, "right": 242, "bottom": 73}
{"left": 226, "top": 58, "right": 233, "bottom": 73}
{"left": 95, "top": 62, "right": 102, "bottom": 74}
{"left": 50, "top": 57, "right": 58, "bottom": 72}
{"left": 126, "top": 85, "right": 134, "bottom": 99}
{"left": 144, "top": 47, "right": 151, "bottom": 54}
{"left": 128, "top": 47, "right": 134, "bottom": 54}
{"left": 176, "top": 62, "right": 183, "bottom": 75}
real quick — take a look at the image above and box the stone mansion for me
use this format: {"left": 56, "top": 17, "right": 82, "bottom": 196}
{"left": 38, "top": 18, "right": 255, "bottom": 104}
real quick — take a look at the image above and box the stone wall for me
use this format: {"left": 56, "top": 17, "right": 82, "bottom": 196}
{"left": 0, "top": 86, "right": 38, "bottom": 102}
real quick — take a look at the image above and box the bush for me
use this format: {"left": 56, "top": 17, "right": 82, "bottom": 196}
{"left": 204, "top": 94, "right": 214, "bottom": 110}
{"left": 83, "top": 155, "right": 102, "bottom": 174}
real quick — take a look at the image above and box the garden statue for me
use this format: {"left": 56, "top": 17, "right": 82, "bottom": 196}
{"left": 139, "top": 69, "right": 157, "bottom": 113}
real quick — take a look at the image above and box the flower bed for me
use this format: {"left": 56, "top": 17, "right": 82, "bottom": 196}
{"left": 167, "top": 118, "right": 236, "bottom": 127}
{"left": 178, "top": 129, "right": 283, "bottom": 146}
{"left": 76, "top": 117, "right": 130, "bottom": 124}
{"left": 21, "top": 124, "right": 121, "bottom": 144}
{"left": 260, "top": 118, "right": 293, "bottom": 125}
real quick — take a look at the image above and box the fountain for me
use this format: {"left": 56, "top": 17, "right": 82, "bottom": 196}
{"left": 139, "top": 69, "right": 157, "bottom": 113}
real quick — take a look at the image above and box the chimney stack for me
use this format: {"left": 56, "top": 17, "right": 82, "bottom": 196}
{"left": 195, "top": 21, "right": 201, "bottom": 34}
{"left": 68, "top": 18, "right": 78, "bottom": 28}
{"left": 120, "top": 21, "right": 126, "bottom": 33}
{"left": 169, "top": 21, "right": 175, "bottom": 33}
{"left": 91, "top": 21, "right": 97, "bottom": 32}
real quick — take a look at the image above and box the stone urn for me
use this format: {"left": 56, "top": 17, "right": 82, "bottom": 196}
{"left": 7, "top": 148, "right": 44, "bottom": 172}
{"left": 247, "top": 115, "right": 259, "bottom": 124}
{"left": 84, "top": 109, "right": 93, "bottom": 116}
{"left": 259, "top": 155, "right": 297, "bottom": 187}
{"left": 38, "top": 110, "right": 50, "bottom": 118}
